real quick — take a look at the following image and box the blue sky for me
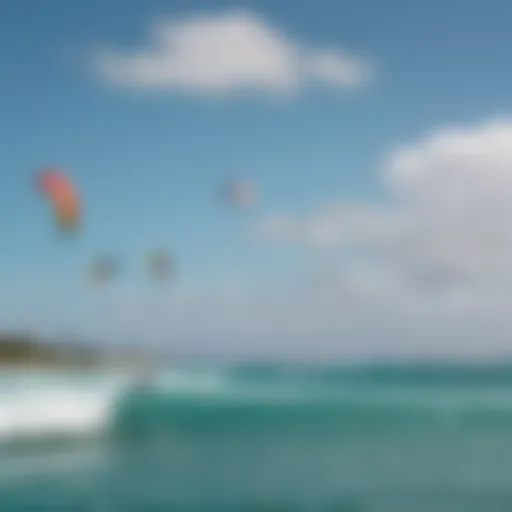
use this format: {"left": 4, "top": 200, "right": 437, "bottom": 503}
{"left": 3, "top": 0, "right": 512, "bottom": 357}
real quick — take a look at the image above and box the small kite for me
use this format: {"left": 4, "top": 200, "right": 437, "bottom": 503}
{"left": 89, "top": 257, "right": 119, "bottom": 284}
{"left": 146, "top": 250, "right": 173, "bottom": 281}
{"left": 36, "top": 168, "right": 81, "bottom": 233}
{"left": 223, "top": 179, "right": 257, "bottom": 208}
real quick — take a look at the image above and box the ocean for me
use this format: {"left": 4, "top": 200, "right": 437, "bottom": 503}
{"left": 2, "top": 362, "right": 512, "bottom": 511}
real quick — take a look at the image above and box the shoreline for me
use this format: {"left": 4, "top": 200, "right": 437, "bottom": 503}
{"left": 0, "top": 332, "right": 150, "bottom": 374}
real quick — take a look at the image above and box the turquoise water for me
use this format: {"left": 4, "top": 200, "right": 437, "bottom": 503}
{"left": 3, "top": 363, "right": 512, "bottom": 510}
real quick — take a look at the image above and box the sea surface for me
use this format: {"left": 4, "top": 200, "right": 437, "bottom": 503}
{"left": 2, "top": 362, "right": 512, "bottom": 510}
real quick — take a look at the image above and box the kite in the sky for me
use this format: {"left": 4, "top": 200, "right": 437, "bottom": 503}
{"left": 146, "top": 250, "right": 173, "bottom": 281}
{"left": 36, "top": 168, "right": 81, "bottom": 233}
{"left": 89, "top": 257, "right": 119, "bottom": 284}
{"left": 223, "top": 179, "right": 257, "bottom": 208}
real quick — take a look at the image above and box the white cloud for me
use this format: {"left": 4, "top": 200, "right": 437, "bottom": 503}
{"left": 258, "top": 118, "right": 512, "bottom": 311}
{"left": 93, "top": 10, "right": 372, "bottom": 95}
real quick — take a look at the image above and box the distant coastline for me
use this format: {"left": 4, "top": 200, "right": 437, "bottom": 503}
{"left": 0, "top": 332, "right": 144, "bottom": 370}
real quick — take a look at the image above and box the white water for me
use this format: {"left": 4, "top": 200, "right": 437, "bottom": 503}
{"left": 0, "top": 371, "right": 129, "bottom": 442}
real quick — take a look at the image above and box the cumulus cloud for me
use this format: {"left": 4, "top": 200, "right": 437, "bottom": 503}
{"left": 93, "top": 10, "right": 372, "bottom": 95}
{"left": 258, "top": 118, "right": 512, "bottom": 309}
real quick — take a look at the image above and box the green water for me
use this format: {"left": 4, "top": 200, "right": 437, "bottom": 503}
{"left": 3, "top": 363, "right": 512, "bottom": 510}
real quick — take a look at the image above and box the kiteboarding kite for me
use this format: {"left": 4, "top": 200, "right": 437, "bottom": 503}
{"left": 223, "top": 179, "right": 257, "bottom": 208}
{"left": 146, "top": 250, "right": 172, "bottom": 281}
{"left": 36, "top": 168, "right": 81, "bottom": 233}
{"left": 89, "top": 257, "right": 119, "bottom": 284}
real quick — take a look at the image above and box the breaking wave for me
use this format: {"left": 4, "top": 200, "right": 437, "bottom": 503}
{"left": 4, "top": 362, "right": 512, "bottom": 443}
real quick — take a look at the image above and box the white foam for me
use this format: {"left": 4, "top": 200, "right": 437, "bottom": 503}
{"left": 0, "top": 372, "right": 127, "bottom": 442}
